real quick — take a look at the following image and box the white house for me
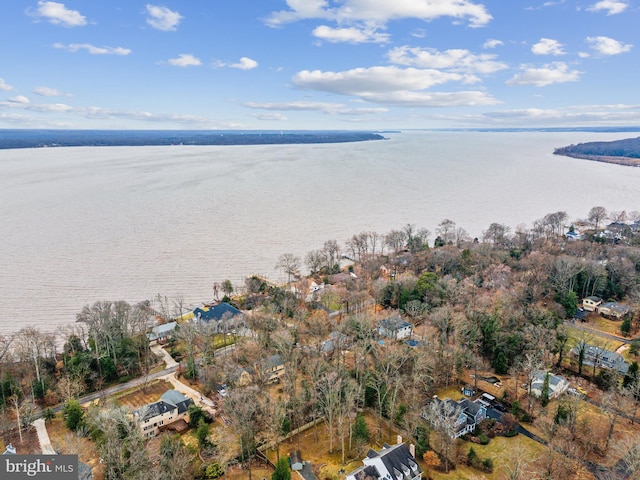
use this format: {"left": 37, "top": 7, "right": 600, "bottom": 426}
{"left": 346, "top": 442, "right": 422, "bottom": 480}
{"left": 377, "top": 315, "right": 413, "bottom": 340}
{"left": 582, "top": 296, "right": 603, "bottom": 312}
{"left": 530, "top": 371, "right": 569, "bottom": 399}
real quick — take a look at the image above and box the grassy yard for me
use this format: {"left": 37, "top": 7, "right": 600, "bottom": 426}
{"left": 263, "top": 412, "right": 402, "bottom": 480}
{"left": 565, "top": 325, "right": 626, "bottom": 352}
{"left": 428, "top": 435, "right": 547, "bottom": 480}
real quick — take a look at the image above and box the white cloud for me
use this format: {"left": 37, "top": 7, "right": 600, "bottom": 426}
{"left": 245, "top": 100, "right": 388, "bottom": 115}
{"left": 387, "top": 46, "right": 507, "bottom": 74}
{"left": 8, "top": 95, "right": 30, "bottom": 104}
{"left": 312, "top": 25, "right": 389, "bottom": 44}
{"left": 250, "top": 112, "right": 288, "bottom": 121}
{"left": 506, "top": 62, "right": 581, "bottom": 87}
{"left": 483, "top": 39, "right": 503, "bottom": 49}
{"left": 478, "top": 104, "right": 640, "bottom": 125}
{"left": 230, "top": 57, "right": 259, "bottom": 70}
{"left": 31, "top": 1, "right": 86, "bottom": 27}
{"left": 587, "top": 1, "right": 628, "bottom": 15}
{"left": 145, "top": 4, "right": 183, "bottom": 31}
{"left": 53, "top": 43, "right": 131, "bottom": 55}
{"left": 33, "top": 86, "right": 67, "bottom": 96}
{"left": 360, "top": 90, "right": 499, "bottom": 107}
{"left": 0, "top": 78, "right": 14, "bottom": 91}
{"left": 292, "top": 66, "right": 499, "bottom": 107}
{"left": 586, "top": 36, "right": 632, "bottom": 55}
{"left": 167, "top": 54, "right": 202, "bottom": 67}
{"left": 266, "top": 0, "right": 492, "bottom": 28}
{"left": 531, "top": 38, "right": 565, "bottom": 55}
{"left": 0, "top": 99, "right": 73, "bottom": 112}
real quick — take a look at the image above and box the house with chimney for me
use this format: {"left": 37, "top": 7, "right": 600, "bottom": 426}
{"left": 346, "top": 440, "right": 422, "bottom": 480}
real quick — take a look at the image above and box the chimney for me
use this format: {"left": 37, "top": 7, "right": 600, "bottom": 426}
{"left": 397, "top": 435, "right": 402, "bottom": 445}
{"left": 409, "top": 444, "right": 415, "bottom": 458}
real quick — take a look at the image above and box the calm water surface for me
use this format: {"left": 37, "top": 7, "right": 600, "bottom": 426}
{"left": 1, "top": 131, "right": 639, "bottom": 335}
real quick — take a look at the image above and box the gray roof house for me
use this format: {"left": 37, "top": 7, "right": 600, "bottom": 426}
{"left": 346, "top": 442, "right": 422, "bottom": 480}
{"left": 570, "top": 345, "right": 630, "bottom": 375}
{"left": 133, "top": 389, "right": 194, "bottom": 438}
{"left": 530, "top": 371, "right": 569, "bottom": 398}
{"left": 424, "top": 396, "right": 487, "bottom": 439}
{"left": 377, "top": 315, "right": 413, "bottom": 340}
{"left": 147, "top": 321, "right": 177, "bottom": 342}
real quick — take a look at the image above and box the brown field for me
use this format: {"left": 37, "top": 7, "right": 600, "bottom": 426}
{"left": 1, "top": 425, "right": 40, "bottom": 455}
{"left": 115, "top": 379, "right": 173, "bottom": 409}
{"left": 45, "top": 415, "right": 104, "bottom": 480}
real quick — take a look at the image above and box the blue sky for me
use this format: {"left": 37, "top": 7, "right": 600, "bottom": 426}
{"left": 0, "top": 1, "right": 638, "bottom": 129}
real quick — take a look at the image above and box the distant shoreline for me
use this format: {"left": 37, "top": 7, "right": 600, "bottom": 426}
{"left": 0, "top": 130, "right": 386, "bottom": 150}
{"left": 554, "top": 152, "right": 640, "bottom": 167}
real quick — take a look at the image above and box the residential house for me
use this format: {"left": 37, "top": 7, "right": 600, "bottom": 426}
{"left": 2, "top": 443, "right": 16, "bottom": 455}
{"left": 582, "top": 296, "right": 603, "bottom": 312}
{"left": 321, "top": 331, "right": 351, "bottom": 355}
{"left": 133, "top": 390, "right": 194, "bottom": 438}
{"left": 377, "top": 316, "right": 413, "bottom": 340}
{"left": 226, "top": 363, "right": 253, "bottom": 387}
{"left": 260, "top": 354, "right": 285, "bottom": 384}
{"left": 147, "top": 321, "right": 177, "bottom": 343}
{"left": 424, "top": 396, "right": 487, "bottom": 439}
{"left": 597, "top": 302, "right": 631, "bottom": 320}
{"left": 565, "top": 230, "right": 584, "bottom": 241}
{"left": 570, "top": 345, "right": 630, "bottom": 375}
{"left": 530, "top": 371, "right": 569, "bottom": 399}
{"left": 192, "top": 302, "right": 243, "bottom": 325}
{"left": 346, "top": 441, "right": 422, "bottom": 480}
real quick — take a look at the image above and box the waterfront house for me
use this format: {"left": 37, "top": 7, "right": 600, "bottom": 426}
{"left": 147, "top": 321, "right": 177, "bottom": 343}
{"left": 192, "top": 302, "right": 243, "bottom": 325}
{"left": 346, "top": 441, "right": 422, "bottom": 480}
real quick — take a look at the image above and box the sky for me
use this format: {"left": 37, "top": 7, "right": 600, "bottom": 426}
{"left": 0, "top": 0, "right": 638, "bottom": 130}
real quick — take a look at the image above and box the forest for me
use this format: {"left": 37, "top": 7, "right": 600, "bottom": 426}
{"left": 554, "top": 137, "right": 640, "bottom": 161}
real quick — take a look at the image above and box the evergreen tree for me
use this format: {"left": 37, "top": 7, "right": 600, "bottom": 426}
{"left": 272, "top": 457, "right": 291, "bottom": 480}
{"left": 541, "top": 372, "right": 550, "bottom": 407}
{"left": 63, "top": 399, "right": 84, "bottom": 432}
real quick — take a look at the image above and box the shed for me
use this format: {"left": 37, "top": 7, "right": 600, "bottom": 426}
{"left": 290, "top": 450, "right": 304, "bottom": 471}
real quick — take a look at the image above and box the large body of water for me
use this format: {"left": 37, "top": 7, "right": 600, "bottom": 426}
{"left": 2, "top": 131, "right": 640, "bottom": 336}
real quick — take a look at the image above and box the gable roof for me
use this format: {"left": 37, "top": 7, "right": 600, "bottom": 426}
{"left": 377, "top": 443, "right": 422, "bottom": 480}
{"left": 134, "top": 390, "right": 193, "bottom": 421}
{"left": 193, "top": 302, "right": 242, "bottom": 323}
{"left": 350, "top": 443, "right": 420, "bottom": 480}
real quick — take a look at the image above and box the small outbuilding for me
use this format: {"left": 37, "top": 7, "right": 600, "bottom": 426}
{"left": 289, "top": 450, "right": 303, "bottom": 471}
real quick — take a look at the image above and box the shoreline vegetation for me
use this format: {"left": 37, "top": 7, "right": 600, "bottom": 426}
{"left": 0, "top": 129, "right": 385, "bottom": 149}
{"left": 554, "top": 136, "right": 640, "bottom": 167}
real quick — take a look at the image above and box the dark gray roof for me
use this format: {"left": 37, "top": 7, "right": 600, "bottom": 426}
{"left": 377, "top": 443, "right": 422, "bottom": 480}
{"left": 135, "top": 390, "right": 193, "bottom": 421}
{"left": 78, "top": 461, "right": 93, "bottom": 480}
{"left": 193, "top": 302, "right": 242, "bottom": 323}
